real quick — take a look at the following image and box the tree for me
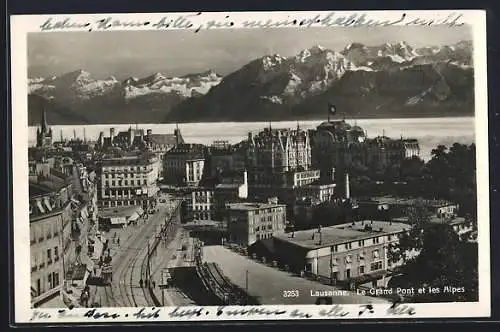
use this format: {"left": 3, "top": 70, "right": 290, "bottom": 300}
{"left": 388, "top": 202, "right": 430, "bottom": 265}
{"left": 389, "top": 222, "right": 478, "bottom": 302}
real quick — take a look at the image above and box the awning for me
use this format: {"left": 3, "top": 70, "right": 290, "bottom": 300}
{"left": 44, "top": 198, "right": 53, "bottom": 212}
{"left": 110, "top": 217, "right": 126, "bottom": 225}
{"left": 36, "top": 200, "right": 45, "bottom": 214}
{"left": 81, "top": 208, "right": 88, "bottom": 219}
{"left": 128, "top": 212, "right": 140, "bottom": 222}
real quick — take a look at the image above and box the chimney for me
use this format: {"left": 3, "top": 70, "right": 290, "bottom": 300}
{"left": 345, "top": 172, "right": 350, "bottom": 199}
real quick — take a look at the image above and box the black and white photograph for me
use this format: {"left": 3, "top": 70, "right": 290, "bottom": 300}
{"left": 10, "top": 10, "right": 490, "bottom": 323}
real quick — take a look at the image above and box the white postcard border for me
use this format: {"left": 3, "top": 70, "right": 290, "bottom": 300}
{"left": 10, "top": 10, "right": 490, "bottom": 323}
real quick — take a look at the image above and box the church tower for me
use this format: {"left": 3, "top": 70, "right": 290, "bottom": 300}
{"left": 36, "top": 106, "right": 53, "bottom": 148}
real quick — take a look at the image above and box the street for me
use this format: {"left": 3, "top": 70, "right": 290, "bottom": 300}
{"left": 203, "top": 245, "right": 390, "bottom": 305}
{"left": 149, "top": 227, "right": 197, "bottom": 307}
{"left": 88, "top": 194, "right": 180, "bottom": 307}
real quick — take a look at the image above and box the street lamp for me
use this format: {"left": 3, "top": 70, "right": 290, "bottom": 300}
{"left": 245, "top": 269, "right": 249, "bottom": 305}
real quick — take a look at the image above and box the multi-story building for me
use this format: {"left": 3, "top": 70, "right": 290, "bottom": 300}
{"left": 226, "top": 200, "right": 287, "bottom": 247}
{"left": 183, "top": 170, "right": 249, "bottom": 222}
{"left": 311, "top": 120, "right": 366, "bottom": 175}
{"left": 357, "top": 196, "right": 460, "bottom": 221}
{"left": 247, "top": 126, "right": 312, "bottom": 183}
{"left": 97, "top": 152, "right": 159, "bottom": 209}
{"left": 188, "top": 188, "right": 215, "bottom": 221}
{"left": 310, "top": 119, "right": 420, "bottom": 173}
{"left": 365, "top": 136, "right": 420, "bottom": 170}
{"left": 29, "top": 168, "right": 73, "bottom": 307}
{"left": 164, "top": 144, "right": 206, "bottom": 187}
{"left": 96, "top": 126, "right": 183, "bottom": 152}
{"left": 273, "top": 220, "right": 408, "bottom": 288}
{"left": 207, "top": 141, "right": 247, "bottom": 177}
{"left": 29, "top": 153, "right": 103, "bottom": 307}
{"left": 213, "top": 171, "right": 249, "bottom": 220}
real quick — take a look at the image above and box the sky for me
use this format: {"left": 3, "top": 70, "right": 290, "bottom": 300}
{"left": 28, "top": 26, "right": 472, "bottom": 80}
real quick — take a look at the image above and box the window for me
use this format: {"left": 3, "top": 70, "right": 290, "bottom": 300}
{"left": 373, "top": 237, "right": 380, "bottom": 244}
{"left": 373, "top": 250, "right": 380, "bottom": 259}
{"left": 54, "top": 247, "right": 59, "bottom": 261}
{"left": 30, "top": 228, "right": 36, "bottom": 245}
{"left": 46, "top": 225, "right": 52, "bottom": 239}
{"left": 48, "top": 273, "right": 53, "bottom": 289}
{"left": 345, "top": 255, "right": 352, "bottom": 264}
{"left": 38, "top": 226, "right": 44, "bottom": 242}
{"left": 47, "top": 249, "right": 52, "bottom": 264}
{"left": 345, "top": 268, "right": 351, "bottom": 279}
{"left": 332, "top": 245, "right": 338, "bottom": 253}
{"left": 36, "top": 279, "right": 41, "bottom": 296}
{"left": 358, "top": 240, "right": 364, "bottom": 247}
{"left": 359, "top": 266, "right": 365, "bottom": 274}
{"left": 370, "top": 261, "right": 383, "bottom": 271}
{"left": 388, "top": 234, "right": 392, "bottom": 241}
{"left": 31, "top": 255, "right": 38, "bottom": 272}
{"left": 345, "top": 243, "right": 352, "bottom": 250}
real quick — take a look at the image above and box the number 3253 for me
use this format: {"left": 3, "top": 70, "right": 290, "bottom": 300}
{"left": 283, "top": 290, "right": 299, "bottom": 297}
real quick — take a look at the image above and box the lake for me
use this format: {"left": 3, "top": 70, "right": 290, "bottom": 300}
{"left": 28, "top": 117, "right": 475, "bottom": 161}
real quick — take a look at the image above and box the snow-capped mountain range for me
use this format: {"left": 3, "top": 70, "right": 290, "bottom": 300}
{"left": 28, "top": 40, "right": 473, "bottom": 125}
{"left": 29, "top": 69, "right": 222, "bottom": 101}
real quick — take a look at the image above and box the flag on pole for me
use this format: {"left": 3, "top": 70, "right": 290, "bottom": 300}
{"left": 328, "top": 103, "right": 337, "bottom": 115}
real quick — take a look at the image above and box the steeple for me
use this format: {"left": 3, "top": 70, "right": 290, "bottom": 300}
{"left": 41, "top": 106, "right": 48, "bottom": 133}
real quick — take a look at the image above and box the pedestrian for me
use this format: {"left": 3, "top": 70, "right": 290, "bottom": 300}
{"left": 117, "top": 238, "right": 120, "bottom": 246}
{"left": 139, "top": 279, "right": 143, "bottom": 288}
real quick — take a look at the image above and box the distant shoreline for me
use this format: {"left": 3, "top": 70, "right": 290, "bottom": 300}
{"left": 28, "top": 114, "right": 475, "bottom": 127}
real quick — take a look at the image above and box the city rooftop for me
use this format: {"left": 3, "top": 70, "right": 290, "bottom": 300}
{"left": 227, "top": 202, "right": 286, "bottom": 211}
{"left": 275, "top": 220, "right": 409, "bottom": 249}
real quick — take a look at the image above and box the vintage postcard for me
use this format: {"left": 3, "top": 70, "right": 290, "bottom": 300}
{"left": 10, "top": 10, "right": 490, "bottom": 324}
